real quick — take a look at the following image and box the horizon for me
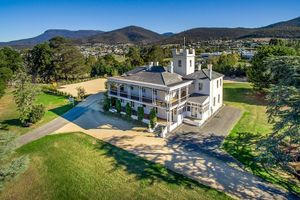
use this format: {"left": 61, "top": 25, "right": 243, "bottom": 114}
{"left": 1, "top": 0, "right": 300, "bottom": 42}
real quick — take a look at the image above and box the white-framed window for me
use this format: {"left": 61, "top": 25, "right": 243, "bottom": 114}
{"left": 190, "top": 60, "right": 192, "bottom": 67}
{"left": 198, "top": 82, "right": 203, "bottom": 90}
{"left": 218, "top": 94, "right": 220, "bottom": 103}
{"left": 217, "top": 80, "right": 219, "bottom": 88}
{"left": 220, "top": 79, "right": 222, "bottom": 86}
{"left": 178, "top": 60, "right": 182, "bottom": 67}
{"left": 213, "top": 97, "right": 216, "bottom": 106}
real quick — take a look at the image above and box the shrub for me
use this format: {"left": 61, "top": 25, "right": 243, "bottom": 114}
{"left": 76, "top": 86, "right": 86, "bottom": 100}
{"left": 137, "top": 106, "right": 144, "bottom": 122}
{"left": 125, "top": 103, "right": 132, "bottom": 118}
{"left": 28, "top": 104, "right": 45, "bottom": 124}
{"left": 149, "top": 108, "right": 157, "bottom": 129}
{"left": 116, "top": 99, "right": 121, "bottom": 113}
{"left": 102, "top": 92, "right": 111, "bottom": 111}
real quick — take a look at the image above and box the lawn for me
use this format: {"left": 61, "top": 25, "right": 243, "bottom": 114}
{"left": 0, "top": 88, "right": 73, "bottom": 136}
{"left": 0, "top": 133, "right": 232, "bottom": 200}
{"left": 222, "top": 82, "right": 300, "bottom": 194}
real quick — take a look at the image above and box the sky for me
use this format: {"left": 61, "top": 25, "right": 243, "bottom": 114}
{"left": 0, "top": 0, "right": 299, "bottom": 42}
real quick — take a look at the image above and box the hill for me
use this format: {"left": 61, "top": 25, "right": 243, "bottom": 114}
{"left": 77, "top": 26, "right": 164, "bottom": 45}
{"left": 263, "top": 16, "right": 300, "bottom": 28}
{"left": 0, "top": 29, "right": 103, "bottom": 47}
{"left": 159, "top": 28, "right": 254, "bottom": 44}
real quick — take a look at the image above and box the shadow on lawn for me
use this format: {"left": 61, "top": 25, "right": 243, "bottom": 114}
{"left": 96, "top": 140, "right": 212, "bottom": 191}
{"left": 223, "top": 132, "right": 300, "bottom": 195}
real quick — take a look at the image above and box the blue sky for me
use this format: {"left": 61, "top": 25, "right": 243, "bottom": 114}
{"left": 0, "top": 0, "right": 299, "bottom": 42}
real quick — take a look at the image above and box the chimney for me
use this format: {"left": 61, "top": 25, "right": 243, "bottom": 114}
{"left": 196, "top": 63, "right": 202, "bottom": 71}
{"left": 207, "top": 64, "right": 213, "bottom": 80}
{"left": 169, "top": 61, "right": 174, "bottom": 73}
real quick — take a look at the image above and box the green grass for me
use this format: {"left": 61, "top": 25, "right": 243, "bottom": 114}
{"left": 0, "top": 133, "right": 232, "bottom": 200}
{"left": 222, "top": 82, "right": 300, "bottom": 195}
{"left": 0, "top": 88, "right": 73, "bottom": 136}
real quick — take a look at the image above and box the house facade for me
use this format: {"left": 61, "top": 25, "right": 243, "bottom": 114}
{"left": 107, "top": 48, "right": 224, "bottom": 137}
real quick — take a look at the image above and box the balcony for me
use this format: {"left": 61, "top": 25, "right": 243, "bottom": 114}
{"left": 119, "top": 91, "right": 128, "bottom": 98}
{"left": 142, "top": 96, "right": 152, "bottom": 104}
{"left": 130, "top": 94, "right": 139, "bottom": 101}
{"left": 110, "top": 90, "right": 117, "bottom": 96}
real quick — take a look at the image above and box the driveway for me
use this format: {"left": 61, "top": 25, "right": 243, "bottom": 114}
{"left": 17, "top": 93, "right": 298, "bottom": 200}
{"left": 168, "top": 106, "right": 242, "bottom": 163}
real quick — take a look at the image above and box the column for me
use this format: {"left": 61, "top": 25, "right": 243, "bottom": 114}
{"left": 127, "top": 85, "right": 131, "bottom": 99}
{"left": 117, "top": 84, "right": 120, "bottom": 97}
{"left": 178, "top": 88, "right": 181, "bottom": 104}
{"left": 139, "top": 86, "right": 142, "bottom": 101}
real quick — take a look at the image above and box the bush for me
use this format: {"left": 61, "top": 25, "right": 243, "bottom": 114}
{"left": 102, "top": 92, "right": 111, "bottom": 111}
{"left": 76, "top": 86, "right": 86, "bottom": 100}
{"left": 149, "top": 108, "right": 157, "bottom": 129}
{"left": 125, "top": 103, "right": 132, "bottom": 118}
{"left": 116, "top": 99, "right": 121, "bottom": 113}
{"left": 137, "top": 106, "right": 144, "bottom": 122}
{"left": 28, "top": 104, "right": 45, "bottom": 124}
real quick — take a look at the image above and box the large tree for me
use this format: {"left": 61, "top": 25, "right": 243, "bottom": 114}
{"left": 247, "top": 45, "right": 297, "bottom": 91}
{"left": 258, "top": 56, "right": 300, "bottom": 180}
{"left": 126, "top": 47, "right": 144, "bottom": 66}
{"left": 0, "top": 47, "right": 23, "bottom": 72}
{"left": 25, "top": 42, "right": 53, "bottom": 83}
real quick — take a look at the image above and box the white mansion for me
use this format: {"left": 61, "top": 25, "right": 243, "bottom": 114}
{"left": 107, "top": 48, "right": 224, "bottom": 136}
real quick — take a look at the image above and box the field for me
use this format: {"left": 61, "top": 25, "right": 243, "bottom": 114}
{"left": 223, "top": 82, "right": 300, "bottom": 194}
{"left": 0, "top": 133, "right": 232, "bottom": 200}
{"left": 0, "top": 88, "right": 73, "bottom": 136}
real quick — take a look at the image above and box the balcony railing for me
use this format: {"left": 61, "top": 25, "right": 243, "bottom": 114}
{"left": 130, "top": 94, "right": 139, "bottom": 101}
{"left": 110, "top": 90, "right": 117, "bottom": 96}
{"left": 142, "top": 96, "right": 152, "bottom": 104}
{"left": 120, "top": 91, "right": 128, "bottom": 98}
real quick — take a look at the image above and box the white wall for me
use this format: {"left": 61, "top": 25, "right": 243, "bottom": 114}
{"left": 172, "top": 49, "right": 195, "bottom": 76}
{"left": 209, "top": 77, "right": 223, "bottom": 116}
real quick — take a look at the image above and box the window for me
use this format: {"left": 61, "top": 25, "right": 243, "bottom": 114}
{"left": 218, "top": 94, "right": 220, "bottom": 103}
{"left": 190, "top": 60, "right": 192, "bottom": 67}
{"left": 178, "top": 60, "right": 182, "bottom": 67}
{"left": 198, "top": 82, "right": 203, "bottom": 90}
{"left": 187, "top": 106, "right": 190, "bottom": 111}
{"left": 142, "top": 88, "right": 146, "bottom": 93}
{"left": 213, "top": 97, "right": 216, "bottom": 106}
{"left": 120, "top": 85, "right": 124, "bottom": 91}
{"left": 131, "top": 102, "right": 135, "bottom": 107}
{"left": 130, "top": 86, "right": 134, "bottom": 90}
{"left": 217, "top": 80, "right": 219, "bottom": 88}
{"left": 154, "top": 107, "right": 158, "bottom": 113}
{"left": 220, "top": 79, "right": 222, "bottom": 86}
{"left": 143, "top": 104, "right": 146, "bottom": 107}
{"left": 154, "top": 90, "right": 157, "bottom": 95}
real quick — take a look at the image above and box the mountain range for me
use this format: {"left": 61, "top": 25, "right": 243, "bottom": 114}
{"left": 1, "top": 16, "right": 300, "bottom": 47}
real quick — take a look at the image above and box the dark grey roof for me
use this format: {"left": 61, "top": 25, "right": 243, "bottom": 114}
{"left": 183, "top": 69, "right": 223, "bottom": 80}
{"left": 120, "top": 66, "right": 183, "bottom": 86}
{"left": 188, "top": 93, "right": 209, "bottom": 104}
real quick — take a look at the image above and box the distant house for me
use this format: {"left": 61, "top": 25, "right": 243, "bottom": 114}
{"left": 107, "top": 48, "right": 224, "bottom": 137}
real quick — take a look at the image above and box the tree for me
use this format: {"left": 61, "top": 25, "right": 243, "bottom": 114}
{"left": 49, "top": 36, "right": 89, "bottom": 81}
{"left": 247, "top": 45, "right": 297, "bottom": 91}
{"left": 214, "top": 53, "right": 239, "bottom": 76}
{"left": 25, "top": 42, "right": 53, "bottom": 83}
{"left": 137, "top": 106, "right": 144, "bottom": 122}
{"left": 126, "top": 47, "right": 144, "bottom": 66}
{"left": 149, "top": 108, "right": 157, "bottom": 129}
{"left": 257, "top": 56, "right": 300, "bottom": 180}
{"left": 0, "top": 47, "right": 23, "bottom": 72}
{"left": 125, "top": 102, "right": 132, "bottom": 118}
{"left": 13, "top": 71, "right": 40, "bottom": 125}
{"left": 116, "top": 99, "right": 121, "bottom": 113}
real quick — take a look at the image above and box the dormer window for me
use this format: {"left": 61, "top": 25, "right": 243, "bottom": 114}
{"left": 178, "top": 60, "right": 182, "bottom": 67}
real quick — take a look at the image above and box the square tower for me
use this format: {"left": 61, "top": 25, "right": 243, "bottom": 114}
{"left": 172, "top": 48, "right": 195, "bottom": 76}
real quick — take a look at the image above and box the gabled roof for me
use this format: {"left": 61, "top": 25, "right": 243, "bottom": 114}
{"left": 183, "top": 69, "right": 223, "bottom": 80}
{"left": 119, "top": 66, "right": 183, "bottom": 86}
